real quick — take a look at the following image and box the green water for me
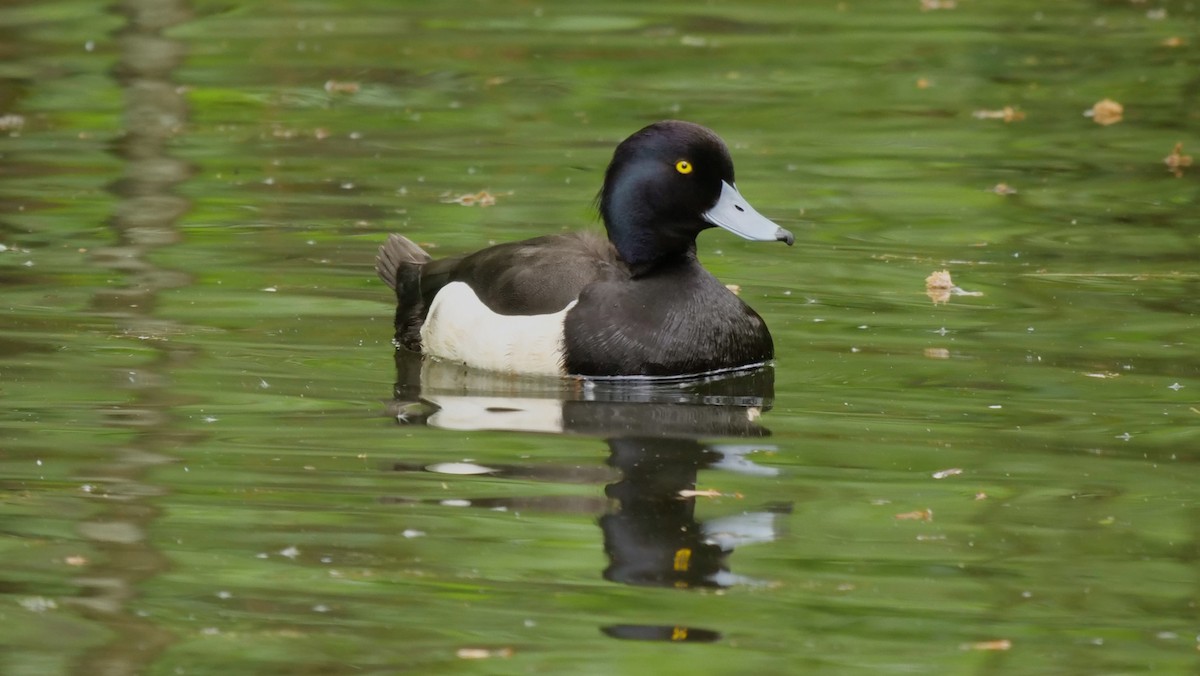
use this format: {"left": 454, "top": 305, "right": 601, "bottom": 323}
{"left": 2, "top": 0, "right": 1199, "bottom": 674}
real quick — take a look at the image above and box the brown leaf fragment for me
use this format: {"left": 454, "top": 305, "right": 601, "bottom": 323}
{"left": 443, "top": 190, "right": 499, "bottom": 207}
{"left": 324, "top": 80, "right": 361, "bottom": 94}
{"left": 1164, "top": 142, "right": 1193, "bottom": 178}
{"left": 924, "top": 347, "right": 950, "bottom": 359}
{"left": 1086, "top": 98, "right": 1124, "bottom": 126}
{"left": 964, "top": 639, "right": 1012, "bottom": 651}
{"left": 895, "top": 508, "right": 933, "bottom": 521}
{"left": 925, "top": 269, "right": 983, "bottom": 304}
{"left": 916, "top": 77, "right": 933, "bottom": 89}
{"left": 679, "top": 488, "right": 741, "bottom": 499}
{"left": 926, "top": 269, "right": 953, "bottom": 305}
{"left": 456, "top": 648, "right": 513, "bottom": 659}
{"left": 973, "top": 106, "right": 1025, "bottom": 123}
{"left": 926, "top": 270, "right": 954, "bottom": 289}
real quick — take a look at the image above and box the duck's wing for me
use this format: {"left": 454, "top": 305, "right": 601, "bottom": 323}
{"left": 437, "top": 231, "right": 625, "bottom": 316}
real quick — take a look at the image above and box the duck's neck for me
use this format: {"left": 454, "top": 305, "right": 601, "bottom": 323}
{"left": 601, "top": 181, "right": 702, "bottom": 274}
{"left": 625, "top": 242, "right": 697, "bottom": 278}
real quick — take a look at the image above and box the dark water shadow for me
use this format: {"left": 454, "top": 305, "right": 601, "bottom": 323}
{"left": 386, "top": 350, "right": 790, "bottom": 644}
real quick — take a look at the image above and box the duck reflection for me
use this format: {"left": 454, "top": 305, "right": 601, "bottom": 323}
{"left": 603, "top": 435, "right": 787, "bottom": 590}
{"left": 389, "top": 349, "right": 774, "bottom": 438}
{"left": 387, "top": 351, "right": 788, "bottom": 641}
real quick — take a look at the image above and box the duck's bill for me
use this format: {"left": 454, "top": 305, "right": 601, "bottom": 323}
{"left": 702, "top": 181, "right": 794, "bottom": 246}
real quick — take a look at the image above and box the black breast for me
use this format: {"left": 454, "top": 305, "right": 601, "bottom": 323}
{"left": 562, "top": 260, "right": 774, "bottom": 377}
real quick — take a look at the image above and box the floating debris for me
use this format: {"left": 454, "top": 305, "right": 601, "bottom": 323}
{"left": 925, "top": 269, "right": 983, "bottom": 304}
{"left": 679, "top": 488, "right": 742, "bottom": 499}
{"left": 19, "top": 597, "right": 58, "bottom": 613}
{"left": 1085, "top": 98, "right": 1124, "bottom": 126}
{"left": 920, "top": 0, "right": 957, "bottom": 10}
{"left": 916, "top": 77, "right": 933, "bottom": 89}
{"left": 963, "top": 639, "right": 1012, "bottom": 651}
{"left": 442, "top": 190, "right": 506, "bottom": 207}
{"left": 1164, "top": 142, "right": 1192, "bottom": 178}
{"left": 456, "top": 647, "right": 513, "bottom": 660}
{"left": 973, "top": 106, "right": 1025, "bottom": 123}
{"left": 932, "top": 468, "right": 963, "bottom": 479}
{"left": 895, "top": 508, "right": 933, "bottom": 521}
{"left": 324, "top": 80, "right": 360, "bottom": 94}
{"left": 923, "top": 347, "right": 950, "bottom": 359}
{"left": 926, "top": 270, "right": 954, "bottom": 290}
{"left": 989, "top": 182, "right": 1018, "bottom": 196}
{"left": 1161, "top": 36, "right": 1184, "bottom": 48}
{"left": 0, "top": 114, "right": 25, "bottom": 131}
{"left": 426, "top": 462, "right": 497, "bottom": 475}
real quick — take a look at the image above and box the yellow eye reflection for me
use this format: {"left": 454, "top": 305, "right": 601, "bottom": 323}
{"left": 675, "top": 160, "right": 693, "bottom": 175}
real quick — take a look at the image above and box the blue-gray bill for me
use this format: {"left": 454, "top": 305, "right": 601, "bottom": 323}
{"left": 702, "top": 181, "right": 795, "bottom": 246}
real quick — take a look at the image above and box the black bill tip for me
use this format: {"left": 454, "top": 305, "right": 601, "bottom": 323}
{"left": 776, "top": 228, "right": 795, "bottom": 246}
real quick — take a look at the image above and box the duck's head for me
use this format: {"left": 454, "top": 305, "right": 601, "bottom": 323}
{"left": 598, "top": 120, "right": 794, "bottom": 268}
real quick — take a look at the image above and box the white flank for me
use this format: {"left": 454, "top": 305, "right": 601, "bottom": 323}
{"left": 425, "top": 395, "right": 565, "bottom": 433}
{"left": 420, "top": 281, "right": 572, "bottom": 376}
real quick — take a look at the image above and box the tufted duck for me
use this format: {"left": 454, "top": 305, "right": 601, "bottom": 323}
{"left": 376, "top": 120, "right": 793, "bottom": 378}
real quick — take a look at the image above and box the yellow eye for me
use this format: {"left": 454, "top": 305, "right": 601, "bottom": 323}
{"left": 675, "top": 160, "right": 693, "bottom": 175}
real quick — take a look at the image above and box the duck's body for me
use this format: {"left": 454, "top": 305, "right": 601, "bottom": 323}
{"left": 377, "top": 121, "right": 793, "bottom": 378}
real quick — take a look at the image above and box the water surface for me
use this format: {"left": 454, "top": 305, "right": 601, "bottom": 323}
{"left": 2, "top": 1, "right": 1199, "bottom": 674}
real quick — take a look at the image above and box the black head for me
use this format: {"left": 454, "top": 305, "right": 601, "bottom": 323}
{"left": 598, "top": 121, "right": 792, "bottom": 269}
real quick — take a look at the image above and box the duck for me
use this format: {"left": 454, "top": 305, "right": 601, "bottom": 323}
{"left": 376, "top": 120, "right": 793, "bottom": 378}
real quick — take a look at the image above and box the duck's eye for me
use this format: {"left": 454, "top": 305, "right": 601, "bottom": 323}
{"left": 674, "top": 160, "right": 693, "bottom": 175}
